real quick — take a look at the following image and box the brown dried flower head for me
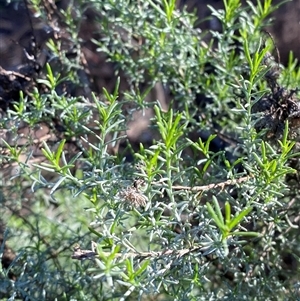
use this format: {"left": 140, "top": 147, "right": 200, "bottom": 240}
{"left": 119, "top": 183, "right": 148, "bottom": 208}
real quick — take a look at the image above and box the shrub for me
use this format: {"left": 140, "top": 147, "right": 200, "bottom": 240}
{"left": 1, "top": 0, "right": 300, "bottom": 300}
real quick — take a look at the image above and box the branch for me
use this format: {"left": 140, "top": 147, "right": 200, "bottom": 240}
{"left": 71, "top": 242, "right": 202, "bottom": 261}
{"left": 153, "top": 175, "right": 253, "bottom": 192}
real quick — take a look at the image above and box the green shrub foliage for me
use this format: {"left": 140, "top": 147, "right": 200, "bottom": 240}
{"left": 1, "top": 0, "right": 300, "bottom": 300}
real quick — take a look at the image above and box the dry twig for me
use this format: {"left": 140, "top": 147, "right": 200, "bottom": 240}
{"left": 71, "top": 241, "right": 202, "bottom": 261}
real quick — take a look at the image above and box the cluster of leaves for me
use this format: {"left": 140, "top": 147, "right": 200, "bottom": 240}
{"left": 1, "top": 0, "right": 300, "bottom": 300}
